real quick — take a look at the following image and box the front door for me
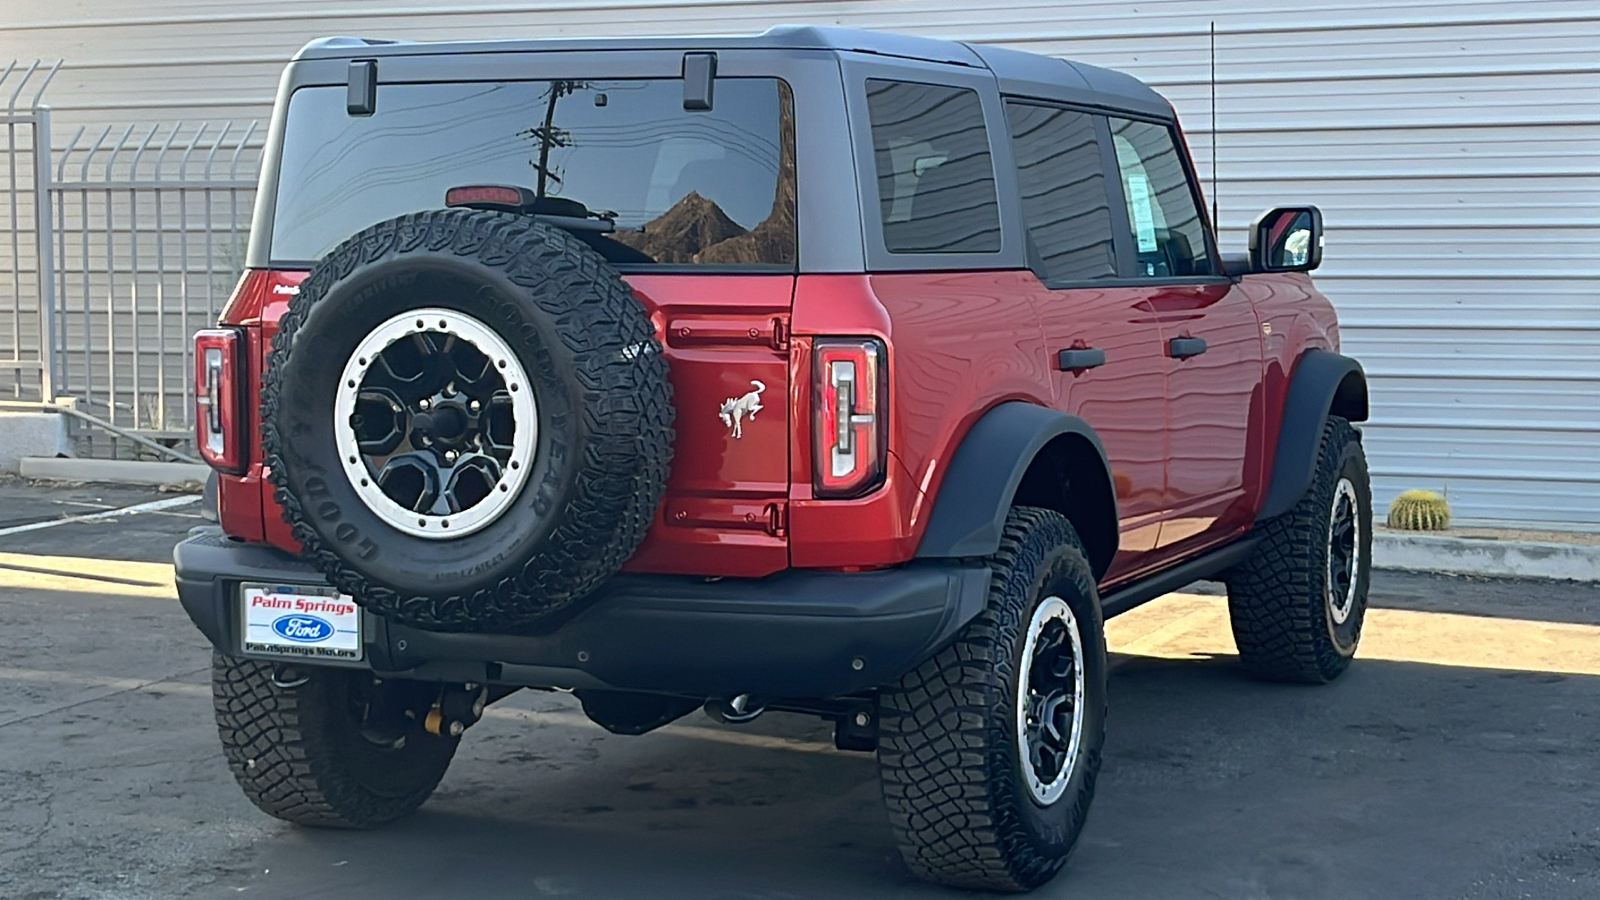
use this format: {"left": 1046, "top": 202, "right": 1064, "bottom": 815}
{"left": 1105, "top": 117, "right": 1263, "bottom": 554}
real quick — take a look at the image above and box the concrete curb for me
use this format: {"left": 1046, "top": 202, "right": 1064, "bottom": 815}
{"left": 0, "top": 411, "right": 72, "bottom": 473}
{"left": 19, "top": 457, "right": 210, "bottom": 487}
{"left": 1375, "top": 532, "right": 1600, "bottom": 583}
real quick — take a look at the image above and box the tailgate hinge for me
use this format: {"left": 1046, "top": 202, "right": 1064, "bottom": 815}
{"left": 770, "top": 317, "right": 790, "bottom": 351}
{"left": 764, "top": 501, "right": 788, "bottom": 538}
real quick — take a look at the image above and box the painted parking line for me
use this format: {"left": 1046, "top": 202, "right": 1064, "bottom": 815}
{"left": 0, "top": 551, "right": 175, "bottom": 597}
{"left": 0, "top": 493, "right": 200, "bottom": 538}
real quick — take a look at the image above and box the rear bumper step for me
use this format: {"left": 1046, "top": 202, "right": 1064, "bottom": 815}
{"left": 175, "top": 528, "right": 991, "bottom": 699}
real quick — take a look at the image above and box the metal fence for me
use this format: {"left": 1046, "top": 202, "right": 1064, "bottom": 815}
{"left": 0, "top": 61, "right": 59, "bottom": 405}
{"left": 0, "top": 59, "right": 261, "bottom": 454}
{"left": 50, "top": 119, "right": 260, "bottom": 438}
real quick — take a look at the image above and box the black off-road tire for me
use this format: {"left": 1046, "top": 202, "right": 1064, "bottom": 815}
{"left": 261, "top": 209, "right": 673, "bottom": 633}
{"left": 877, "top": 507, "right": 1108, "bottom": 892}
{"left": 1226, "top": 416, "right": 1372, "bottom": 683}
{"left": 212, "top": 653, "right": 459, "bottom": 828}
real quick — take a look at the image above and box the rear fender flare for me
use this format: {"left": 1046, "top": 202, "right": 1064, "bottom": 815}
{"left": 1258, "top": 348, "right": 1369, "bottom": 522}
{"left": 914, "top": 402, "right": 1118, "bottom": 579}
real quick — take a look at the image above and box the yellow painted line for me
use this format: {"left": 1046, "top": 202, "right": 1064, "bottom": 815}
{"left": 1107, "top": 592, "right": 1600, "bottom": 677}
{"left": 0, "top": 551, "right": 175, "bottom": 598}
{"left": 0, "top": 665, "right": 207, "bottom": 696}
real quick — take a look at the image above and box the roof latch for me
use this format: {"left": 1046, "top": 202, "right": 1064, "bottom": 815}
{"left": 682, "top": 52, "right": 716, "bottom": 111}
{"left": 347, "top": 59, "right": 377, "bottom": 116}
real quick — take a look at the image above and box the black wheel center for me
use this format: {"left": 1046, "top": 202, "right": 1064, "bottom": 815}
{"left": 415, "top": 401, "right": 472, "bottom": 444}
{"left": 349, "top": 329, "right": 518, "bottom": 516}
{"left": 1024, "top": 618, "right": 1078, "bottom": 786}
{"left": 1329, "top": 488, "right": 1358, "bottom": 604}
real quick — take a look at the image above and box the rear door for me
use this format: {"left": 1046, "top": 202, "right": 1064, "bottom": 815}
{"left": 1004, "top": 100, "right": 1172, "bottom": 583}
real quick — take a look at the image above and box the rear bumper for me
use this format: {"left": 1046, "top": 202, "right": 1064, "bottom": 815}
{"left": 175, "top": 528, "right": 990, "bottom": 699}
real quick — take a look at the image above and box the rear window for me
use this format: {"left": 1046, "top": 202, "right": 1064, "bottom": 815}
{"left": 270, "top": 78, "right": 795, "bottom": 268}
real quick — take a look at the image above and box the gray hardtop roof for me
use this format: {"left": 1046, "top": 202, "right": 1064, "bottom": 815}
{"left": 294, "top": 24, "right": 1171, "bottom": 119}
{"left": 961, "top": 42, "right": 1171, "bottom": 118}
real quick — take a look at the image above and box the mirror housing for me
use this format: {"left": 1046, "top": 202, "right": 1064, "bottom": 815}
{"left": 1247, "top": 205, "right": 1323, "bottom": 273}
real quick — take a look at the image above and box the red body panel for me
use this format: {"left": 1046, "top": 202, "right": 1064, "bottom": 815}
{"left": 618, "top": 275, "right": 793, "bottom": 577}
{"left": 789, "top": 272, "right": 1052, "bottom": 568}
{"left": 1234, "top": 271, "right": 1341, "bottom": 498}
{"left": 1142, "top": 282, "right": 1262, "bottom": 556}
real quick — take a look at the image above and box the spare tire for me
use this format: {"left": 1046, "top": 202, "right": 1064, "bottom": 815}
{"left": 262, "top": 209, "right": 673, "bottom": 633}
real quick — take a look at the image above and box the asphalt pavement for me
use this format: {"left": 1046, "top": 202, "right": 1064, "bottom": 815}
{"left": 1, "top": 474, "right": 1597, "bottom": 900}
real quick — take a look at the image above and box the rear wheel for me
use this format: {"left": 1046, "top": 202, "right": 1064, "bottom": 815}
{"left": 1226, "top": 416, "right": 1371, "bottom": 683}
{"left": 211, "top": 653, "right": 459, "bottom": 828}
{"left": 877, "top": 507, "right": 1108, "bottom": 891}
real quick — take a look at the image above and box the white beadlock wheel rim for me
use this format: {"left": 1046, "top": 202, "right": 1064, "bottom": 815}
{"left": 333, "top": 308, "right": 537, "bottom": 539}
{"left": 1016, "top": 595, "right": 1087, "bottom": 806}
{"left": 1327, "top": 476, "right": 1362, "bottom": 625}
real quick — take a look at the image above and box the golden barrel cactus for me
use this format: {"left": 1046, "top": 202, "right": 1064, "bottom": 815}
{"left": 1387, "top": 489, "right": 1451, "bottom": 531}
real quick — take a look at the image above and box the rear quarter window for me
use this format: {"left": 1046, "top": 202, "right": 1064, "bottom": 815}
{"left": 865, "top": 79, "right": 1001, "bottom": 254}
{"left": 270, "top": 78, "right": 795, "bottom": 268}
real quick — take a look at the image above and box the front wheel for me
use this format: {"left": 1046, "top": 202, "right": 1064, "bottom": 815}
{"left": 211, "top": 653, "right": 459, "bottom": 828}
{"left": 876, "top": 507, "right": 1108, "bottom": 891}
{"left": 1226, "top": 416, "right": 1372, "bottom": 683}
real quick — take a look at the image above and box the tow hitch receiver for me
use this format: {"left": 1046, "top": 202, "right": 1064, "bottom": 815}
{"left": 423, "top": 683, "right": 489, "bottom": 737}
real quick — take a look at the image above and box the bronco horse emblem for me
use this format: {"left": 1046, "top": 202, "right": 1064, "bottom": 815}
{"left": 718, "top": 380, "right": 765, "bottom": 439}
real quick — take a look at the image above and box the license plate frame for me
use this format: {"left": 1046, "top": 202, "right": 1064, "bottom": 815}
{"left": 239, "top": 582, "right": 364, "bottom": 662}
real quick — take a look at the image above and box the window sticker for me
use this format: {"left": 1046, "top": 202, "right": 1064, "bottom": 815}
{"left": 1125, "top": 173, "right": 1158, "bottom": 253}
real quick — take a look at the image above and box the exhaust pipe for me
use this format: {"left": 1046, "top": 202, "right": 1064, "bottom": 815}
{"left": 703, "top": 693, "right": 764, "bottom": 724}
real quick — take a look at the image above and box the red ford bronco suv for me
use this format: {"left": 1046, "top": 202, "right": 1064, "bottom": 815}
{"left": 177, "top": 25, "right": 1371, "bottom": 892}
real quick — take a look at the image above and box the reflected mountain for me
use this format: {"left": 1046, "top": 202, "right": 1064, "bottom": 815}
{"left": 612, "top": 192, "right": 748, "bottom": 263}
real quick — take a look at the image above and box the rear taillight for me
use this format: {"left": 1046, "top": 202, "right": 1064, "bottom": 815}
{"left": 813, "top": 338, "right": 888, "bottom": 498}
{"left": 195, "top": 328, "right": 246, "bottom": 473}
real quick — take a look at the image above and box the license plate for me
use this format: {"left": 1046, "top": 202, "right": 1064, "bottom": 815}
{"left": 240, "top": 583, "right": 363, "bottom": 661}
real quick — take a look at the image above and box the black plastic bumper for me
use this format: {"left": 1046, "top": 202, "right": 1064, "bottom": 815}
{"left": 174, "top": 528, "right": 991, "bottom": 699}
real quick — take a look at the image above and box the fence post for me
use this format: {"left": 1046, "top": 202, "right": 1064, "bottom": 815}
{"left": 31, "top": 103, "right": 55, "bottom": 401}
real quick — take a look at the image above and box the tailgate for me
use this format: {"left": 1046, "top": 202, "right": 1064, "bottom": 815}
{"left": 621, "top": 273, "right": 795, "bottom": 577}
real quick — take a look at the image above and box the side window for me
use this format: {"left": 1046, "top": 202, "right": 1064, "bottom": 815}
{"left": 1107, "top": 118, "right": 1215, "bottom": 278}
{"left": 1004, "top": 101, "right": 1116, "bottom": 282}
{"left": 865, "top": 79, "right": 1001, "bottom": 253}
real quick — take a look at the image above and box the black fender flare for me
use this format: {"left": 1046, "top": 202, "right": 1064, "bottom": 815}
{"left": 1257, "top": 348, "right": 1369, "bottom": 522}
{"left": 914, "top": 401, "right": 1119, "bottom": 577}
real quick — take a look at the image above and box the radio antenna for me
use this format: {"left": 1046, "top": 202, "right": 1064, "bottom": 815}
{"left": 1209, "top": 21, "right": 1219, "bottom": 229}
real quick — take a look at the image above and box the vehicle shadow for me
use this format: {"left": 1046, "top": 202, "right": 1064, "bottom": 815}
{"left": 200, "top": 648, "right": 1600, "bottom": 900}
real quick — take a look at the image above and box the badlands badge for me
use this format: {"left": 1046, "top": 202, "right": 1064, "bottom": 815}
{"left": 719, "top": 379, "right": 765, "bottom": 439}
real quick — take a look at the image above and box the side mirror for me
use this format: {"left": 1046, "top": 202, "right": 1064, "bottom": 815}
{"left": 1248, "top": 205, "right": 1323, "bottom": 273}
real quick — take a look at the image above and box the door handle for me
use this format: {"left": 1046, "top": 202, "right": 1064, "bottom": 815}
{"left": 1056, "top": 347, "right": 1107, "bottom": 372}
{"left": 1167, "top": 336, "right": 1208, "bottom": 359}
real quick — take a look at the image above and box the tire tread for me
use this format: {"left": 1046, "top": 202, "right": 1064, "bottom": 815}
{"left": 877, "top": 507, "right": 1105, "bottom": 892}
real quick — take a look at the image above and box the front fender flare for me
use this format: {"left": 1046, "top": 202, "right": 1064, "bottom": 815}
{"left": 1258, "top": 348, "right": 1369, "bottom": 522}
{"left": 914, "top": 402, "right": 1118, "bottom": 575}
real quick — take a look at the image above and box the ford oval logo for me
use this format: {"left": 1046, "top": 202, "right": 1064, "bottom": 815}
{"left": 271, "top": 614, "right": 334, "bottom": 643}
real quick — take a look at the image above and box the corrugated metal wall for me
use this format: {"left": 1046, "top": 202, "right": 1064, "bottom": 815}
{"left": 2, "top": 0, "right": 1596, "bottom": 527}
